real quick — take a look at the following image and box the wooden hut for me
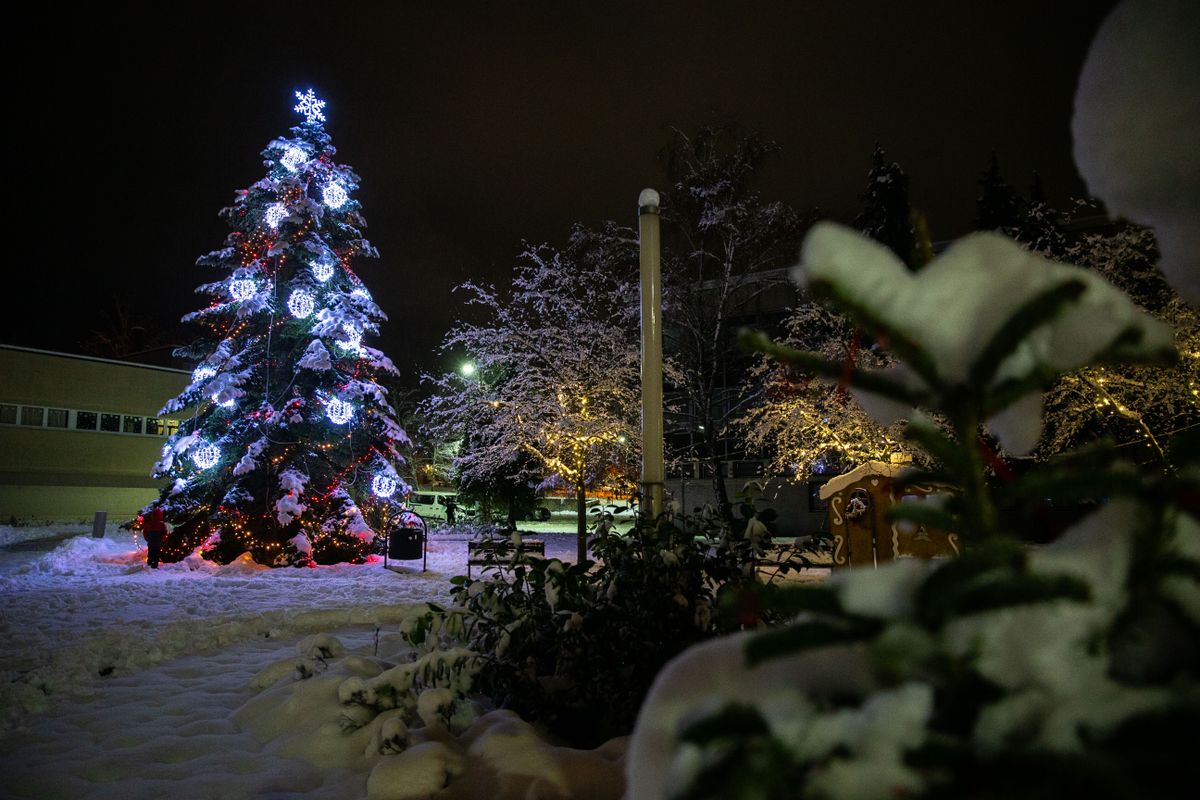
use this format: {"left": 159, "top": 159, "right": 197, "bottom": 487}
{"left": 818, "top": 461, "right": 961, "bottom": 569}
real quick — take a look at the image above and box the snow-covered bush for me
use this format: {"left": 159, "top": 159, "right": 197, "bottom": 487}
{"left": 628, "top": 222, "right": 1199, "bottom": 799}
{"left": 391, "top": 514, "right": 784, "bottom": 747}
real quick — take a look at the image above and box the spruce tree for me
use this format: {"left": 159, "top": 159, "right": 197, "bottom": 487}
{"left": 974, "top": 150, "right": 1021, "bottom": 232}
{"left": 854, "top": 144, "right": 918, "bottom": 268}
{"left": 144, "top": 90, "right": 409, "bottom": 566}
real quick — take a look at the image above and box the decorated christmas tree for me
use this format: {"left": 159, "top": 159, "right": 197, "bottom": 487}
{"left": 143, "top": 90, "right": 409, "bottom": 566}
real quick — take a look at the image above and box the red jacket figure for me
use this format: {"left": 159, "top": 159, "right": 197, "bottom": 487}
{"left": 144, "top": 508, "right": 167, "bottom": 568}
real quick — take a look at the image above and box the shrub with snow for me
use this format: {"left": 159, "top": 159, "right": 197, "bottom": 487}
{"left": 630, "top": 220, "right": 1199, "bottom": 799}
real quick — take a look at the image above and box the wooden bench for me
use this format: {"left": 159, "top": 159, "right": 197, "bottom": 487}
{"left": 467, "top": 538, "right": 546, "bottom": 578}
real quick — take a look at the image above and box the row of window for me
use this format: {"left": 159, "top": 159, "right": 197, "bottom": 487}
{"left": 0, "top": 404, "right": 180, "bottom": 437}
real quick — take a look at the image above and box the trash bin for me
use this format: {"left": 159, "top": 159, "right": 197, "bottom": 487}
{"left": 388, "top": 528, "right": 423, "bottom": 561}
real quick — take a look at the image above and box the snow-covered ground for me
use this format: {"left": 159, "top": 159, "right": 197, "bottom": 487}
{"left": 0, "top": 524, "right": 623, "bottom": 800}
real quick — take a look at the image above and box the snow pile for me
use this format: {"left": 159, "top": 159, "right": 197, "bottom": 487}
{"left": 275, "top": 468, "right": 309, "bottom": 524}
{"left": 233, "top": 632, "right": 628, "bottom": 800}
{"left": 1072, "top": 0, "right": 1200, "bottom": 303}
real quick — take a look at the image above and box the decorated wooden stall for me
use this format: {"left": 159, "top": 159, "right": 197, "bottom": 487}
{"left": 818, "top": 461, "right": 961, "bottom": 569}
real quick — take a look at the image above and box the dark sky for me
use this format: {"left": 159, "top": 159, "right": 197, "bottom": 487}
{"left": 9, "top": 1, "right": 1116, "bottom": 381}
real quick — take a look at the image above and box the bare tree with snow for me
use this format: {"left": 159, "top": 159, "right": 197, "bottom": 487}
{"left": 659, "top": 126, "right": 809, "bottom": 521}
{"left": 1037, "top": 223, "right": 1199, "bottom": 466}
{"left": 421, "top": 224, "right": 642, "bottom": 561}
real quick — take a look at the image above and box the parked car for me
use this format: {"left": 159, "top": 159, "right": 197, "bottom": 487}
{"left": 405, "top": 490, "right": 473, "bottom": 523}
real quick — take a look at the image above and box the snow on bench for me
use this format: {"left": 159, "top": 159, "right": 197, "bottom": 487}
{"left": 466, "top": 538, "right": 546, "bottom": 578}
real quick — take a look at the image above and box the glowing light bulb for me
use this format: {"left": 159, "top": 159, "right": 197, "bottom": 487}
{"left": 280, "top": 145, "right": 306, "bottom": 173}
{"left": 323, "top": 182, "right": 348, "bottom": 209}
{"left": 211, "top": 394, "right": 236, "bottom": 409}
{"left": 287, "top": 289, "right": 315, "bottom": 318}
{"left": 264, "top": 203, "right": 287, "bottom": 229}
{"left": 192, "top": 444, "right": 220, "bottom": 469}
{"left": 230, "top": 279, "right": 257, "bottom": 301}
{"left": 326, "top": 398, "right": 354, "bottom": 425}
{"left": 372, "top": 474, "right": 397, "bottom": 498}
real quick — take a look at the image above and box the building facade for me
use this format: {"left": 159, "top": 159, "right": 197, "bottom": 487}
{"left": 0, "top": 345, "right": 190, "bottom": 522}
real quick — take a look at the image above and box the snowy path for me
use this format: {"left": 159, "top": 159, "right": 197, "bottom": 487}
{"left": 0, "top": 527, "right": 579, "bottom": 730}
{"left": 0, "top": 627, "right": 383, "bottom": 800}
{"left": 0, "top": 528, "right": 628, "bottom": 800}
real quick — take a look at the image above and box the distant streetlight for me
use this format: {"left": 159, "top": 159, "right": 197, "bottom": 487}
{"left": 460, "top": 362, "right": 476, "bottom": 378}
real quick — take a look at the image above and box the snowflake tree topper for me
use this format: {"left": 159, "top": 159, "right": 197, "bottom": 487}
{"left": 293, "top": 89, "right": 326, "bottom": 124}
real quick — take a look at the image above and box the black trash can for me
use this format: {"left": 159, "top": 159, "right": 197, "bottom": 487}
{"left": 388, "top": 528, "right": 423, "bottom": 560}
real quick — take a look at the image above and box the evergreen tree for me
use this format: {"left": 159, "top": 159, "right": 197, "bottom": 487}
{"left": 976, "top": 155, "right": 1067, "bottom": 257}
{"left": 1014, "top": 171, "right": 1068, "bottom": 257}
{"left": 974, "top": 150, "right": 1022, "bottom": 232}
{"left": 144, "top": 90, "right": 409, "bottom": 566}
{"left": 854, "top": 144, "right": 918, "bottom": 268}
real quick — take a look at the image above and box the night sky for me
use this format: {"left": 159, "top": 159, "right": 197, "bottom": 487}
{"left": 9, "top": 1, "right": 1116, "bottom": 381}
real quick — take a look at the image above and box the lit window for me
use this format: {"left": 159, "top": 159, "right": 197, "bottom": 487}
{"left": 123, "top": 416, "right": 143, "bottom": 434}
{"left": 20, "top": 407, "right": 45, "bottom": 427}
{"left": 46, "top": 409, "right": 68, "bottom": 428}
{"left": 145, "top": 418, "right": 165, "bottom": 435}
{"left": 0, "top": 404, "right": 15, "bottom": 425}
{"left": 100, "top": 414, "right": 120, "bottom": 432}
{"left": 76, "top": 411, "right": 98, "bottom": 430}
{"left": 165, "top": 419, "right": 180, "bottom": 436}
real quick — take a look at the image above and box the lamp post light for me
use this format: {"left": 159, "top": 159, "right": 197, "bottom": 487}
{"left": 638, "top": 188, "right": 665, "bottom": 520}
{"left": 460, "top": 362, "right": 476, "bottom": 378}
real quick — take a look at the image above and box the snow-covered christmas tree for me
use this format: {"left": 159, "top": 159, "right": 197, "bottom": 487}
{"left": 143, "top": 90, "right": 409, "bottom": 566}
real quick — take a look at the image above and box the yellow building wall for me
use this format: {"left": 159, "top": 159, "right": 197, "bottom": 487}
{"left": 0, "top": 346, "right": 191, "bottom": 522}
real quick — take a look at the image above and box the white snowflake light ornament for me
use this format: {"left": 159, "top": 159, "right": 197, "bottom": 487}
{"left": 264, "top": 202, "right": 287, "bottom": 230}
{"left": 229, "top": 279, "right": 257, "bottom": 302}
{"left": 280, "top": 145, "right": 307, "bottom": 173}
{"left": 326, "top": 398, "right": 354, "bottom": 425}
{"left": 287, "top": 289, "right": 315, "bottom": 318}
{"left": 293, "top": 89, "right": 326, "bottom": 124}
{"left": 192, "top": 443, "right": 221, "bottom": 470}
{"left": 372, "top": 474, "right": 397, "bottom": 498}
{"left": 323, "top": 182, "right": 348, "bottom": 210}
{"left": 312, "top": 252, "right": 337, "bottom": 283}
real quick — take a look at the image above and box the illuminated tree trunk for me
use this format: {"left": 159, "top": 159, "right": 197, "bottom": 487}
{"left": 576, "top": 476, "right": 587, "bottom": 564}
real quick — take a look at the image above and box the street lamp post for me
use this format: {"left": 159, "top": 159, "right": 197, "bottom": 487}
{"left": 638, "top": 188, "right": 665, "bottom": 519}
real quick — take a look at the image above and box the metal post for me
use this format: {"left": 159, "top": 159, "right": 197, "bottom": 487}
{"left": 638, "top": 189, "right": 665, "bottom": 519}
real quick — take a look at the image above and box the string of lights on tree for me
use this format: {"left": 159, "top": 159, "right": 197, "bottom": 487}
{"left": 140, "top": 90, "right": 411, "bottom": 566}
